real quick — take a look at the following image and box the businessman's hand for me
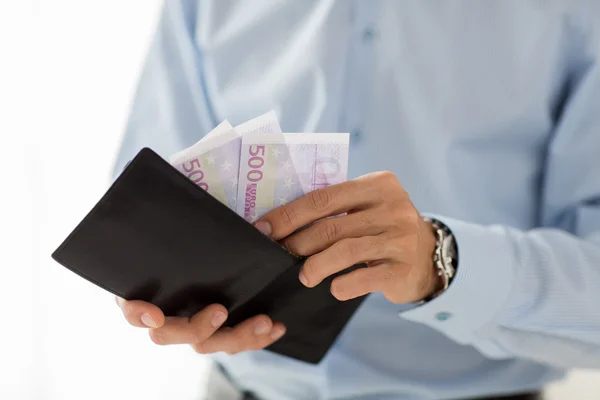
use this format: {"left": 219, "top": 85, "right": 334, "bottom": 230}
{"left": 116, "top": 297, "right": 285, "bottom": 354}
{"left": 255, "top": 171, "right": 439, "bottom": 304}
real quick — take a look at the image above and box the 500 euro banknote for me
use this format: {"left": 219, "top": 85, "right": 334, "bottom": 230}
{"left": 169, "top": 111, "right": 281, "bottom": 209}
{"left": 169, "top": 119, "right": 233, "bottom": 165}
{"left": 236, "top": 133, "right": 350, "bottom": 222}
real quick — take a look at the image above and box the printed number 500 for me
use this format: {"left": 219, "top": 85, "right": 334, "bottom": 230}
{"left": 183, "top": 158, "right": 209, "bottom": 190}
{"left": 247, "top": 145, "right": 265, "bottom": 183}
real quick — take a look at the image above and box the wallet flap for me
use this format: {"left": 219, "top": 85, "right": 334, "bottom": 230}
{"left": 52, "top": 148, "right": 301, "bottom": 317}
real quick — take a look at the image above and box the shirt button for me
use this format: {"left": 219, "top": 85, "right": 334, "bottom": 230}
{"left": 435, "top": 312, "right": 452, "bottom": 322}
{"left": 362, "top": 27, "right": 377, "bottom": 41}
{"left": 350, "top": 128, "right": 362, "bottom": 141}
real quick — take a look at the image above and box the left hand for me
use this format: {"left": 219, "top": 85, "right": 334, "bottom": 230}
{"left": 255, "top": 172, "right": 440, "bottom": 304}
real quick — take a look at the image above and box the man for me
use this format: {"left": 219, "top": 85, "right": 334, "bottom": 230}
{"left": 113, "top": 1, "right": 600, "bottom": 399}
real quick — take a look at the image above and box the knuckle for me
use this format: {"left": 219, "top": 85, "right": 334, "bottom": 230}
{"left": 302, "top": 258, "right": 319, "bottom": 281}
{"left": 347, "top": 179, "right": 362, "bottom": 194}
{"left": 373, "top": 171, "right": 399, "bottom": 190}
{"left": 342, "top": 239, "right": 362, "bottom": 260}
{"left": 386, "top": 234, "right": 404, "bottom": 256}
{"left": 366, "top": 171, "right": 404, "bottom": 199}
{"left": 309, "top": 189, "right": 331, "bottom": 211}
{"left": 377, "top": 171, "right": 397, "bottom": 182}
{"left": 368, "top": 238, "right": 386, "bottom": 259}
{"left": 359, "top": 213, "right": 374, "bottom": 228}
{"left": 322, "top": 220, "right": 342, "bottom": 243}
{"left": 278, "top": 205, "right": 298, "bottom": 227}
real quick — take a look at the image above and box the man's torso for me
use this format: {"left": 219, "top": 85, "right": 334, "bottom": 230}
{"left": 188, "top": 1, "right": 582, "bottom": 398}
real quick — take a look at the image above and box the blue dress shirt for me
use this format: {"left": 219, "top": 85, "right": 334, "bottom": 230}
{"left": 115, "top": 1, "right": 600, "bottom": 399}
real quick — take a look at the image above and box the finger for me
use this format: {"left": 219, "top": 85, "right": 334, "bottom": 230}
{"left": 116, "top": 297, "right": 165, "bottom": 328}
{"left": 149, "top": 304, "right": 227, "bottom": 345}
{"left": 329, "top": 264, "right": 404, "bottom": 301}
{"left": 194, "top": 315, "right": 285, "bottom": 355}
{"left": 257, "top": 179, "right": 376, "bottom": 240}
{"left": 300, "top": 236, "right": 392, "bottom": 287}
{"left": 282, "top": 210, "right": 387, "bottom": 256}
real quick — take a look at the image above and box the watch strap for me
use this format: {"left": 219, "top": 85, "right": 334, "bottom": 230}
{"left": 420, "top": 217, "right": 457, "bottom": 303}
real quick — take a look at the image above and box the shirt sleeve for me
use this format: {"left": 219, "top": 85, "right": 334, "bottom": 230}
{"left": 113, "top": 0, "right": 215, "bottom": 177}
{"left": 401, "top": 6, "right": 600, "bottom": 369}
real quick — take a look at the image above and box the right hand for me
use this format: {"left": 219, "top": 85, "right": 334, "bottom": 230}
{"left": 116, "top": 297, "right": 286, "bottom": 355}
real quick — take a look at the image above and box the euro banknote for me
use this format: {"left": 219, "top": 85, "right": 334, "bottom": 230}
{"left": 169, "top": 112, "right": 281, "bottom": 208}
{"left": 236, "top": 132, "right": 349, "bottom": 222}
{"left": 169, "top": 119, "right": 233, "bottom": 165}
{"left": 169, "top": 112, "right": 349, "bottom": 220}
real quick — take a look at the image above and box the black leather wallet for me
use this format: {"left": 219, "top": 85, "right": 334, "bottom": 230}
{"left": 52, "top": 148, "right": 365, "bottom": 363}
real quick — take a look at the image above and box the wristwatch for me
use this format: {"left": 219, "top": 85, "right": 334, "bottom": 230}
{"left": 421, "top": 217, "right": 458, "bottom": 302}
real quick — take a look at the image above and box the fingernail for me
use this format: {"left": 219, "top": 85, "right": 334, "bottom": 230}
{"left": 271, "top": 327, "right": 285, "bottom": 340}
{"left": 141, "top": 313, "right": 158, "bottom": 328}
{"left": 254, "top": 321, "right": 270, "bottom": 335}
{"left": 299, "top": 270, "right": 309, "bottom": 287}
{"left": 211, "top": 311, "right": 227, "bottom": 328}
{"left": 254, "top": 221, "right": 272, "bottom": 236}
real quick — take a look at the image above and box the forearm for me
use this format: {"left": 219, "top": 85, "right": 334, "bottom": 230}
{"left": 401, "top": 215, "right": 600, "bottom": 368}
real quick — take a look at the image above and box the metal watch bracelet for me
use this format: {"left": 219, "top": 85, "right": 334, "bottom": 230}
{"left": 420, "top": 217, "right": 457, "bottom": 303}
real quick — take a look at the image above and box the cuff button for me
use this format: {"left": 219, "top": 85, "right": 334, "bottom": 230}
{"left": 435, "top": 311, "right": 452, "bottom": 322}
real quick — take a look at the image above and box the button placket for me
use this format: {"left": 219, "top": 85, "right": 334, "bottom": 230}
{"left": 339, "top": 0, "right": 381, "bottom": 144}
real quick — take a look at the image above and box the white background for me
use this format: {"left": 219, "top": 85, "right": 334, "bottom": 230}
{"left": 1, "top": 1, "right": 209, "bottom": 399}
{"left": 0, "top": 1, "right": 598, "bottom": 399}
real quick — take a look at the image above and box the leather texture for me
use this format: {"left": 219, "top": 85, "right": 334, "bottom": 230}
{"left": 52, "top": 148, "right": 365, "bottom": 363}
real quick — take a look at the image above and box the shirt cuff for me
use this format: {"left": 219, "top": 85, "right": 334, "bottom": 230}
{"left": 400, "top": 215, "right": 516, "bottom": 345}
